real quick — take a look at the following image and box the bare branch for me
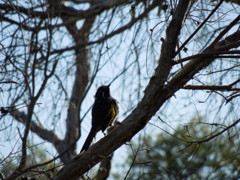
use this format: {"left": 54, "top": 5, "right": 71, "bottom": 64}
{"left": 49, "top": 0, "right": 160, "bottom": 55}
{"left": 175, "top": 0, "right": 224, "bottom": 56}
{"left": 182, "top": 85, "right": 240, "bottom": 91}
{"left": 8, "top": 109, "right": 73, "bottom": 164}
{"left": 1, "top": 0, "right": 239, "bottom": 179}
{"left": 53, "top": 11, "right": 239, "bottom": 180}
{"left": 0, "top": 0, "right": 132, "bottom": 19}
{"left": 189, "top": 118, "right": 240, "bottom": 144}
{"left": 174, "top": 50, "right": 240, "bottom": 64}
{"left": 64, "top": 16, "right": 95, "bottom": 154}
{"left": 53, "top": 0, "right": 192, "bottom": 179}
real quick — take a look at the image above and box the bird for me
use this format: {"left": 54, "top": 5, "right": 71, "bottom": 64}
{"left": 80, "top": 84, "right": 119, "bottom": 153}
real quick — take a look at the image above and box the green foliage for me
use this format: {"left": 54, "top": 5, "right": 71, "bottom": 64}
{"left": 124, "top": 118, "right": 240, "bottom": 180}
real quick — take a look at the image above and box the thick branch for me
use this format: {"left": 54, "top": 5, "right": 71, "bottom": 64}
{"left": 53, "top": 0, "right": 191, "bottom": 179}
{"left": 63, "top": 17, "right": 95, "bottom": 155}
{"left": 182, "top": 85, "right": 240, "bottom": 91}
{"left": 53, "top": 13, "right": 240, "bottom": 180}
{"left": 96, "top": 155, "right": 113, "bottom": 180}
{"left": 63, "top": 1, "right": 159, "bottom": 156}
{"left": 0, "top": 0, "right": 132, "bottom": 19}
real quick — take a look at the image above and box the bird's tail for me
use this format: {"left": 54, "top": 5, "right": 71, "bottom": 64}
{"left": 80, "top": 128, "right": 97, "bottom": 153}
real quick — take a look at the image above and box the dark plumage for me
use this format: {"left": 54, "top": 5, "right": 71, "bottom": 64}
{"left": 80, "top": 85, "right": 119, "bottom": 153}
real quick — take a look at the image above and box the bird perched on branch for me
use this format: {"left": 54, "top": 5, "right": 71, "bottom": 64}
{"left": 80, "top": 85, "right": 119, "bottom": 153}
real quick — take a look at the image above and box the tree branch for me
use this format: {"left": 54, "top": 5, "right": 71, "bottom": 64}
{"left": 174, "top": 50, "right": 240, "bottom": 64}
{"left": 53, "top": 12, "right": 240, "bottom": 180}
{"left": 0, "top": 0, "right": 131, "bottom": 19}
{"left": 63, "top": 15, "right": 96, "bottom": 157}
{"left": 182, "top": 85, "right": 240, "bottom": 91}
{"left": 96, "top": 155, "right": 113, "bottom": 180}
{"left": 49, "top": 0, "right": 160, "bottom": 55}
{"left": 9, "top": 109, "right": 72, "bottom": 163}
{"left": 189, "top": 118, "right": 240, "bottom": 144}
{"left": 53, "top": 0, "right": 192, "bottom": 179}
{"left": 175, "top": 0, "right": 224, "bottom": 56}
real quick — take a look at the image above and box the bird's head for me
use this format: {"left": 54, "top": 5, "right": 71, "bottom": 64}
{"left": 95, "top": 84, "right": 111, "bottom": 98}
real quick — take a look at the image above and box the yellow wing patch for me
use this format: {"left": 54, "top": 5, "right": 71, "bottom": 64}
{"left": 106, "top": 107, "right": 116, "bottom": 120}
